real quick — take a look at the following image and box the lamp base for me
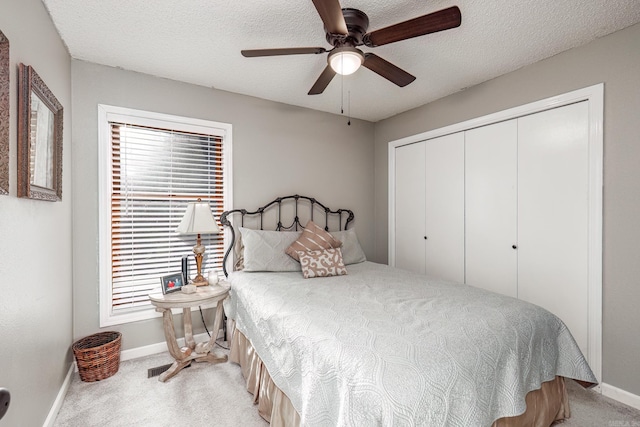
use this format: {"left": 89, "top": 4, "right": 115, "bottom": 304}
{"left": 192, "top": 242, "right": 208, "bottom": 286}
{"left": 192, "top": 275, "right": 208, "bottom": 286}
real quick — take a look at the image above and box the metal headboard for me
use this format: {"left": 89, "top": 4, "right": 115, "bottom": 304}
{"left": 220, "top": 194, "right": 355, "bottom": 277}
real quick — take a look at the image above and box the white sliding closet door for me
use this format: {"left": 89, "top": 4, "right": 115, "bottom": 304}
{"left": 394, "top": 142, "right": 426, "bottom": 274}
{"left": 465, "top": 120, "right": 518, "bottom": 297}
{"left": 424, "top": 133, "right": 465, "bottom": 283}
{"left": 517, "top": 101, "right": 590, "bottom": 355}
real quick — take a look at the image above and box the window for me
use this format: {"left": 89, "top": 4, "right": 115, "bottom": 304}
{"left": 98, "top": 105, "right": 232, "bottom": 326}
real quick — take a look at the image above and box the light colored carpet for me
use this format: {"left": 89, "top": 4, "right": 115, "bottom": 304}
{"left": 54, "top": 345, "right": 267, "bottom": 427}
{"left": 54, "top": 346, "right": 640, "bottom": 426}
{"left": 561, "top": 380, "right": 640, "bottom": 426}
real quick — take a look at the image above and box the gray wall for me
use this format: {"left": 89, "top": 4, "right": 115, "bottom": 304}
{"left": 1, "top": 1, "right": 636, "bottom": 423}
{"left": 373, "top": 23, "right": 640, "bottom": 396}
{"left": 0, "top": 0, "right": 73, "bottom": 425}
{"left": 71, "top": 60, "right": 375, "bottom": 350}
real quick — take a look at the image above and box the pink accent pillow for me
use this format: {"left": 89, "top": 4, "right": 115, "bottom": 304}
{"left": 286, "top": 220, "right": 342, "bottom": 261}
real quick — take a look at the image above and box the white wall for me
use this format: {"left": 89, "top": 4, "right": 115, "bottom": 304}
{"left": 71, "top": 60, "right": 375, "bottom": 350}
{"left": 0, "top": 0, "right": 73, "bottom": 425}
{"left": 373, "top": 22, "right": 640, "bottom": 397}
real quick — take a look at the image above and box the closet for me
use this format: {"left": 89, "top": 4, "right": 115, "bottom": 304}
{"left": 390, "top": 92, "right": 600, "bottom": 365}
{"left": 394, "top": 133, "right": 464, "bottom": 283}
{"left": 465, "top": 102, "right": 589, "bottom": 354}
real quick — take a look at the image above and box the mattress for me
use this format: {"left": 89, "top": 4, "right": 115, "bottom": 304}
{"left": 224, "top": 261, "right": 596, "bottom": 426}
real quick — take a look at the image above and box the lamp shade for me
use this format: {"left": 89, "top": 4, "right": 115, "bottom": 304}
{"left": 176, "top": 200, "right": 220, "bottom": 235}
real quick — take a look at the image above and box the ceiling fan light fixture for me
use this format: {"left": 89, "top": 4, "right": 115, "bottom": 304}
{"left": 328, "top": 47, "right": 364, "bottom": 75}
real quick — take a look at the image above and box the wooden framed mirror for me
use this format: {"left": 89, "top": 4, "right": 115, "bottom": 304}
{"left": 0, "top": 30, "right": 9, "bottom": 196}
{"left": 17, "top": 63, "right": 63, "bottom": 201}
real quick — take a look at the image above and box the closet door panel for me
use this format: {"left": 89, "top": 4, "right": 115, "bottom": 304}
{"left": 424, "top": 133, "right": 465, "bottom": 283}
{"left": 394, "top": 142, "right": 426, "bottom": 274}
{"left": 465, "top": 120, "right": 518, "bottom": 297}
{"left": 517, "top": 101, "right": 589, "bottom": 355}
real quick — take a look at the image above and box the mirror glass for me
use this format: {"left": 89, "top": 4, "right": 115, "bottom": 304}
{"left": 29, "top": 91, "right": 55, "bottom": 189}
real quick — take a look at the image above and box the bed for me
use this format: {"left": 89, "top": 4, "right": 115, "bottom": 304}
{"left": 220, "top": 195, "right": 597, "bottom": 427}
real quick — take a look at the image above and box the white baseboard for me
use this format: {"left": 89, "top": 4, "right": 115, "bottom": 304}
{"left": 119, "top": 340, "right": 172, "bottom": 362}
{"left": 120, "top": 331, "right": 218, "bottom": 361}
{"left": 43, "top": 364, "right": 74, "bottom": 427}
{"left": 601, "top": 382, "right": 640, "bottom": 411}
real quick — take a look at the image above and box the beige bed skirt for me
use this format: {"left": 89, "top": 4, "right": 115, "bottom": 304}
{"left": 228, "top": 322, "right": 570, "bottom": 427}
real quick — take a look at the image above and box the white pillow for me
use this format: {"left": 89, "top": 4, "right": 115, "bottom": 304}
{"left": 239, "top": 228, "right": 302, "bottom": 272}
{"left": 330, "top": 228, "right": 366, "bottom": 265}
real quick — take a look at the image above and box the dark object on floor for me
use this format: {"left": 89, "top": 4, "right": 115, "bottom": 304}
{"left": 0, "top": 388, "right": 10, "bottom": 420}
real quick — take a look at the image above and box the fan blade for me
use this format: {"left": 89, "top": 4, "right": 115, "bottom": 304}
{"left": 241, "top": 47, "right": 327, "bottom": 57}
{"left": 311, "top": 0, "right": 348, "bottom": 35}
{"left": 308, "top": 65, "right": 336, "bottom": 95}
{"left": 364, "top": 6, "right": 461, "bottom": 47}
{"left": 362, "top": 53, "right": 415, "bottom": 87}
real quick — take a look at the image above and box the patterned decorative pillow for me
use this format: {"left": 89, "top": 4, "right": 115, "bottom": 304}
{"left": 297, "top": 248, "right": 348, "bottom": 279}
{"left": 286, "top": 220, "right": 342, "bottom": 261}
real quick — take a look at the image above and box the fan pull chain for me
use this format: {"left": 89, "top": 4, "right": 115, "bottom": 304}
{"left": 338, "top": 70, "right": 351, "bottom": 126}
{"left": 347, "top": 90, "right": 351, "bottom": 126}
{"left": 340, "top": 72, "right": 344, "bottom": 114}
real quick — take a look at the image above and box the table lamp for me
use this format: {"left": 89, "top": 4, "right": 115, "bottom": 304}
{"left": 176, "top": 198, "right": 220, "bottom": 286}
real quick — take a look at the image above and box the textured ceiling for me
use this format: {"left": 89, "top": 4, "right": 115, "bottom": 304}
{"left": 42, "top": 0, "right": 640, "bottom": 122}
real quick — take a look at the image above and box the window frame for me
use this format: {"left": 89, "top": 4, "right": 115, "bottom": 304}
{"left": 98, "top": 104, "right": 233, "bottom": 327}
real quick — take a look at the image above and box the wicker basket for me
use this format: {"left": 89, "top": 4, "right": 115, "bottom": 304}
{"left": 72, "top": 331, "right": 122, "bottom": 382}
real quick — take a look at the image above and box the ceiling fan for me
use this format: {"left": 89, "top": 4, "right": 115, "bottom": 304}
{"left": 241, "top": 0, "right": 461, "bottom": 95}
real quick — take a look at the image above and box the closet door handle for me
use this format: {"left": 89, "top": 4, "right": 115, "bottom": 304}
{"left": 424, "top": 236, "right": 428, "bottom": 240}
{"left": 512, "top": 244, "right": 517, "bottom": 249}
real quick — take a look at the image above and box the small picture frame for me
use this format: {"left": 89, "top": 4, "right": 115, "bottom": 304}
{"left": 160, "top": 272, "right": 185, "bottom": 294}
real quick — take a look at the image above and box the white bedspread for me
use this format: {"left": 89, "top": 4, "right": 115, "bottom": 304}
{"left": 225, "top": 261, "right": 596, "bottom": 427}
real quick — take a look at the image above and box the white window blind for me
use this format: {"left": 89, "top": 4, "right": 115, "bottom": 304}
{"left": 110, "top": 123, "right": 225, "bottom": 313}
{"left": 98, "top": 105, "right": 231, "bottom": 326}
